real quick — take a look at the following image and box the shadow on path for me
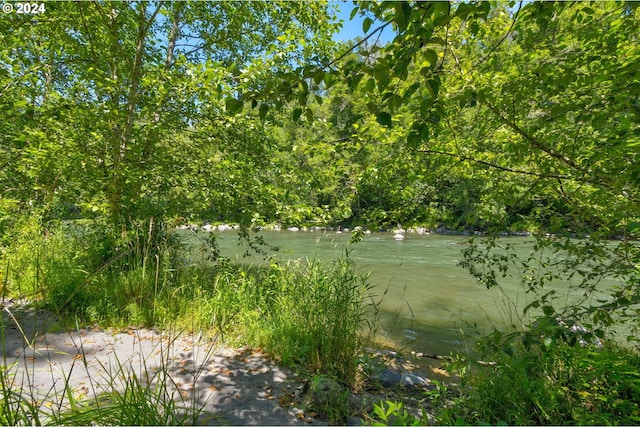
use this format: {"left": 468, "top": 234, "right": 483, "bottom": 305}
{"left": 1, "top": 299, "right": 324, "bottom": 425}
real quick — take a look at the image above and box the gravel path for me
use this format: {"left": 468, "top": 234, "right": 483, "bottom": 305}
{"left": 1, "top": 300, "right": 325, "bottom": 425}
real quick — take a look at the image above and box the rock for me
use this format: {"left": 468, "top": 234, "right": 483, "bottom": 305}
{"left": 315, "top": 377, "right": 343, "bottom": 393}
{"left": 345, "top": 416, "right": 364, "bottom": 425}
{"left": 305, "top": 377, "right": 346, "bottom": 408}
{"left": 201, "top": 224, "right": 215, "bottom": 232}
{"left": 347, "top": 392, "right": 375, "bottom": 413}
{"left": 376, "top": 369, "right": 430, "bottom": 389}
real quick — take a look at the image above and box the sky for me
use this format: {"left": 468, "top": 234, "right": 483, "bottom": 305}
{"left": 331, "top": 1, "right": 396, "bottom": 44}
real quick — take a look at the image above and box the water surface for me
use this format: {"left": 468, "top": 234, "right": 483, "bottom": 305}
{"left": 182, "top": 229, "right": 621, "bottom": 355}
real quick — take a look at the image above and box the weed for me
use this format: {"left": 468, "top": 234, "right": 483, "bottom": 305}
{"left": 438, "top": 340, "right": 640, "bottom": 425}
{"left": 1, "top": 301, "right": 216, "bottom": 426}
{"left": 304, "top": 375, "right": 353, "bottom": 424}
{"left": 369, "top": 400, "right": 429, "bottom": 426}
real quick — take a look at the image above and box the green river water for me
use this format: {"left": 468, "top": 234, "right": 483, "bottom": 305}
{"left": 183, "top": 229, "right": 623, "bottom": 356}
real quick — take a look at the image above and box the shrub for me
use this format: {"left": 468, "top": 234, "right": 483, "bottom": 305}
{"left": 439, "top": 339, "right": 640, "bottom": 425}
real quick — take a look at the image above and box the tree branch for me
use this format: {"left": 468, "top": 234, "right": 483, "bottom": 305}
{"left": 472, "top": 0, "right": 523, "bottom": 70}
{"left": 325, "top": 20, "right": 393, "bottom": 70}
{"left": 416, "top": 148, "right": 572, "bottom": 180}
{"left": 481, "top": 99, "right": 589, "bottom": 176}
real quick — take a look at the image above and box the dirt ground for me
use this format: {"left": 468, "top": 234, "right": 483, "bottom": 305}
{"left": 1, "top": 299, "right": 442, "bottom": 425}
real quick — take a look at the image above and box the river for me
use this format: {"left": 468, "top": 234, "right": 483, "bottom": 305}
{"left": 180, "top": 228, "right": 622, "bottom": 356}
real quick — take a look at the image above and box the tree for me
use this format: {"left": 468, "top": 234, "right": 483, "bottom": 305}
{"left": 0, "top": 1, "right": 340, "bottom": 232}
{"left": 313, "top": 1, "right": 640, "bottom": 342}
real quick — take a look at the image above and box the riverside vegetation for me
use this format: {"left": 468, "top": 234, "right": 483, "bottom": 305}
{"left": 2, "top": 0, "right": 640, "bottom": 425}
{"left": 1, "top": 216, "right": 376, "bottom": 424}
{"left": 2, "top": 215, "right": 639, "bottom": 425}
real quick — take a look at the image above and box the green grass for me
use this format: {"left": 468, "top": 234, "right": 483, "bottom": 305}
{"left": 0, "top": 301, "right": 217, "bottom": 425}
{"left": 164, "top": 255, "right": 374, "bottom": 385}
{"left": 436, "top": 340, "right": 640, "bottom": 425}
{"left": 1, "top": 215, "right": 374, "bottom": 385}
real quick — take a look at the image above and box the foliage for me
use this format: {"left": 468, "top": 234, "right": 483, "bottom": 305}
{"left": 0, "top": 362, "right": 42, "bottom": 426}
{"left": 439, "top": 340, "right": 640, "bottom": 425}
{"left": 0, "top": 1, "right": 340, "bottom": 231}
{"left": 253, "top": 256, "right": 372, "bottom": 382}
{"left": 2, "top": 2, "right": 640, "bottom": 424}
{"left": 321, "top": 1, "right": 640, "bottom": 233}
{"left": 1, "top": 220, "right": 372, "bottom": 385}
{"left": 460, "top": 234, "right": 640, "bottom": 348}
{"left": 1, "top": 216, "right": 185, "bottom": 326}
{"left": 4, "top": 0, "right": 637, "bottom": 233}
{"left": 172, "top": 252, "right": 373, "bottom": 384}
{"left": 370, "top": 400, "right": 428, "bottom": 426}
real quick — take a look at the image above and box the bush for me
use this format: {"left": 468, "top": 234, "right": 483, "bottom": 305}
{"left": 439, "top": 339, "right": 640, "bottom": 425}
{"left": 173, "top": 253, "right": 374, "bottom": 385}
{"left": 0, "top": 215, "right": 185, "bottom": 326}
{"left": 256, "top": 256, "right": 371, "bottom": 383}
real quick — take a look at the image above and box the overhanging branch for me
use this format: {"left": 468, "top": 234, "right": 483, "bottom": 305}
{"left": 416, "top": 148, "right": 572, "bottom": 180}
{"left": 325, "top": 21, "right": 393, "bottom": 70}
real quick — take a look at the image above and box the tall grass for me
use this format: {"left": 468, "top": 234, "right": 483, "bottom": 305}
{"left": 1, "top": 215, "right": 374, "bottom": 386}
{"left": 165, "top": 254, "right": 374, "bottom": 384}
{"left": 437, "top": 337, "right": 640, "bottom": 425}
{"left": 1, "top": 216, "right": 184, "bottom": 326}
{"left": 247, "top": 256, "right": 371, "bottom": 382}
{"left": 0, "top": 303, "right": 214, "bottom": 425}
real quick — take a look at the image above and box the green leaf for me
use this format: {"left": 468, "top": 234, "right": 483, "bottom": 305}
{"left": 433, "top": 1, "right": 451, "bottom": 26}
{"left": 376, "top": 111, "right": 392, "bottom": 127}
{"left": 389, "top": 94, "right": 403, "bottom": 110}
{"left": 407, "top": 130, "right": 421, "bottom": 147}
{"left": 363, "top": 17, "right": 373, "bottom": 33}
{"left": 469, "top": 20, "right": 480, "bottom": 36}
{"left": 348, "top": 73, "right": 364, "bottom": 90}
{"left": 627, "top": 222, "right": 640, "bottom": 233}
{"left": 349, "top": 5, "right": 359, "bottom": 20}
{"left": 323, "top": 73, "right": 336, "bottom": 89}
{"left": 376, "top": 74, "right": 390, "bottom": 92}
{"left": 403, "top": 83, "right": 420, "bottom": 101}
{"left": 420, "top": 97, "right": 434, "bottom": 114}
{"left": 258, "top": 103, "right": 269, "bottom": 120}
{"left": 394, "top": 2, "right": 408, "bottom": 32}
{"left": 292, "top": 107, "right": 302, "bottom": 122}
{"left": 312, "top": 70, "right": 325, "bottom": 85}
{"left": 225, "top": 98, "right": 243, "bottom": 114}
{"left": 455, "top": 2, "right": 472, "bottom": 19}
{"left": 424, "top": 49, "right": 438, "bottom": 70}
{"left": 298, "top": 91, "right": 308, "bottom": 106}
{"left": 364, "top": 78, "right": 377, "bottom": 93}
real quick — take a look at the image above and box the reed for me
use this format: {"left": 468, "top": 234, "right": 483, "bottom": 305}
{"left": 0, "top": 301, "right": 215, "bottom": 426}
{"left": 1, "top": 215, "right": 375, "bottom": 414}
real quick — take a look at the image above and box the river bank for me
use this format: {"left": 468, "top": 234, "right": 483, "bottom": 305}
{"left": 176, "top": 221, "right": 534, "bottom": 238}
{"left": 1, "top": 299, "right": 441, "bottom": 425}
